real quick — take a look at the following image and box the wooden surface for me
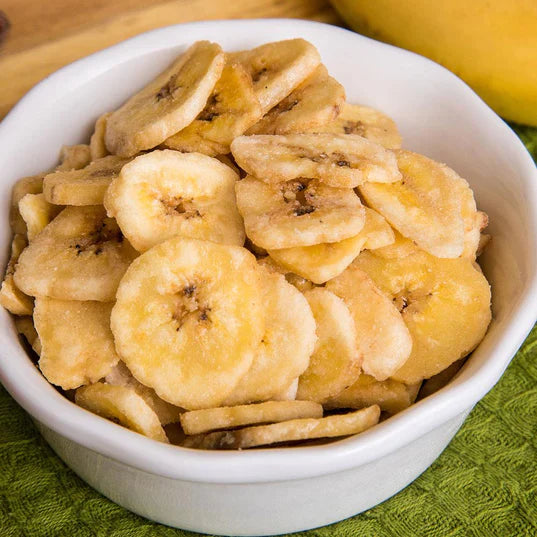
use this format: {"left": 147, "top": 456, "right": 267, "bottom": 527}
{"left": 0, "top": 0, "right": 341, "bottom": 120}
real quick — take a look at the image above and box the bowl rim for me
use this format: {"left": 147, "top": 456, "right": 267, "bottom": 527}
{"left": 1, "top": 18, "right": 537, "bottom": 484}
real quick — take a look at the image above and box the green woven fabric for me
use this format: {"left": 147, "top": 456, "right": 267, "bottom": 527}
{"left": 1, "top": 125, "right": 536, "bottom": 537}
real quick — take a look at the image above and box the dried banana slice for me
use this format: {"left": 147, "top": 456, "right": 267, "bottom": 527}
{"left": 10, "top": 175, "right": 44, "bottom": 235}
{"left": 44, "top": 155, "right": 130, "bottom": 206}
{"left": 308, "top": 103, "right": 402, "bottom": 149}
{"left": 180, "top": 400, "right": 322, "bottom": 435}
{"left": 231, "top": 134, "right": 401, "bottom": 188}
{"left": 14, "top": 316, "right": 41, "bottom": 354}
{"left": 14, "top": 206, "right": 137, "bottom": 301}
{"left": 246, "top": 64, "right": 345, "bottom": 135}
{"left": 163, "top": 62, "right": 262, "bottom": 156}
{"left": 18, "top": 193, "right": 62, "bottom": 241}
{"left": 90, "top": 113, "right": 111, "bottom": 161}
{"left": 224, "top": 270, "right": 316, "bottom": 406}
{"left": 56, "top": 144, "right": 92, "bottom": 171}
{"left": 111, "top": 237, "right": 264, "bottom": 410}
{"left": 34, "top": 298, "right": 119, "bottom": 389}
{"left": 105, "top": 41, "right": 225, "bottom": 156}
{"left": 297, "top": 288, "right": 360, "bottom": 403}
{"left": 353, "top": 250, "right": 491, "bottom": 383}
{"left": 0, "top": 234, "right": 33, "bottom": 315}
{"left": 184, "top": 405, "right": 380, "bottom": 450}
{"left": 267, "top": 235, "right": 367, "bottom": 285}
{"left": 265, "top": 207, "right": 392, "bottom": 284}
{"left": 75, "top": 383, "right": 168, "bottom": 442}
{"left": 230, "top": 38, "right": 321, "bottom": 114}
{"left": 235, "top": 176, "right": 365, "bottom": 249}
{"left": 359, "top": 150, "right": 466, "bottom": 258}
{"left": 272, "top": 378, "right": 299, "bottom": 401}
{"left": 105, "top": 361, "right": 183, "bottom": 425}
{"left": 324, "top": 374, "right": 420, "bottom": 415}
{"left": 326, "top": 265, "right": 412, "bottom": 381}
{"left": 256, "top": 256, "right": 314, "bottom": 292}
{"left": 104, "top": 150, "right": 244, "bottom": 252}
{"left": 370, "top": 229, "right": 419, "bottom": 259}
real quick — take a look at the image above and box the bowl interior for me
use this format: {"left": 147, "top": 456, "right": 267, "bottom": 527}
{"left": 0, "top": 19, "right": 536, "bottom": 482}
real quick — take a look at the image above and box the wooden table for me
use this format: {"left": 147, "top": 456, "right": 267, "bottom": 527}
{"left": 0, "top": 0, "right": 341, "bottom": 120}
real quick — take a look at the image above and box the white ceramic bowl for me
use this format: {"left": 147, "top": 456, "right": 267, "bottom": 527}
{"left": 1, "top": 19, "right": 536, "bottom": 537}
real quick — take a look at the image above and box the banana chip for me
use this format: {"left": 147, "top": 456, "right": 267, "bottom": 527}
{"left": 18, "top": 193, "right": 62, "bottom": 241}
{"left": 35, "top": 298, "right": 119, "bottom": 389}
{"left": 44, "top": 155, "right": 131, "bottom": 206}
{"left": 106, "top": 41, "right": 225, "bottom": 156}
{"left": 76, "top": 383, "right": 168, "bottom": 442}
{"left": 370, "top": 229, "right": 419, "bottom": 260}
{"left": 183, "top": 405, "right": 380, "bottom": 450}
{"left": 224, "top": 270, "right": 316, "bottom": 405}
{"left": 90, "top": 113, "right": 111, "bottom": 161}
{"left": 247, "top": 64, "right": 345, "bottom": 135}
{"left": 236, "top": 176, "right": 365, "bottom": 249}
{"left": 0, "top": 234, "right": 34, "bottom": 316}
{"left": 14, "top": 206, "right": 138, "bottom": 301}
{"left": 354, "top": 250, "right": 491, "bottom": 383}
{"left": 256, "top": 256, "right": 314, "bottom": 292}
{"left": 111, "top": 237, "right": 264, "bottom": 410}
{"left": 327, "top": 265, "right": 412, "bottom": 381}
{"left": 10, "top": 174, "right": 45, "bottom": 235}
{"left": 231, "top": 133, "right": 401, "bottom": 188}
{"left": 297, "top": 289, "right": 361, "bottom": 403}
{"left": 309, "top": 103, "right": 402, "bottom": 149}
{"left": 56, "top": 144, "right": 92, "bottom": 171}
{"left": 163, "top": 62, "right": 262, "bottom": 156}
{"left": 104, "top": 150, "right": 244, "bottom": 252}
{"left": 230, "top": 38, "right": 320, "bottom": 114}
{"left": 180, "top": 400, "right": 322, "bottom": 435}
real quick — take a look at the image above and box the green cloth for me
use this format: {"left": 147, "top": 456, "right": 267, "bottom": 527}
{"left": 1, "top": 126, "right": 536, "bottom": 537}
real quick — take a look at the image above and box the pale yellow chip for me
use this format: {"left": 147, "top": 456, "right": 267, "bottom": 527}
{"left": 324, "top": 374, "right": 421, "bottom": 415}
{"left": 90, "top": 113, "right": 111, "bottom": 161}
{"left": 370, "top": 229, "right": 419, "bottom": 259}
{"left": 76, "top": 383, "right": 168, "bottom": 442}
{"left": 0, "top": 234, "right": 34, "bottom": 316}
{"left": 18, "top": 193, "right": 62, "bottom": 241}
{"left": 297, "top": 288, "right": 361, "bottom": 403}
{"left": 236, "top": 176, "right": 366, "bottom": 250}
{"left": 111, "top": 237, "right": 264, "bottom": 410}
{"left": 353, "top": 250, "right": 491, "bottom": 383}
{"left": 105, "top": 361, "right": 184, "bottom": 425}
{"left": 256, "top": 256, "right": 314, "bottom": 292}
{"left": 308, "top": 103, "right": 402, "bottom": 149}
{"left": 180, "top": 400, "right": 322, "bottom": 435}
{"left": 183, "top": 405, "right": 380, "bottom": 450}
{"left": 224, "top": 270, "right": 316, "bottom": 405}
{"left": 34, "top": 297, "right": 119, "bottom": 390}
{"left": 44, "top": 155, "right": 131, "bottom": 206}
{"left": 13, "top": 206, "right": 138, "bottom": 302}
{"left": 326, "top": 265, "right": 412, "bottom": 381}
{"left": 105, "top": 41, "right": 225, "bottom": 156}
{"left": 246, "top": 64, "right": 345, "bottom": 135}
{"left": 163, "top": 61, "right": 262, "bottom": 156}
{"left": 14, "top": 316, "right": 39, "bottom": 351}
{"left": 10, "top": 174, "right": 45, "bottom": 235}
{"left": 231, "top": 133, "right": 401, "bottom": 188}
{"left": 104, "top": 150, "right": 244, "bottom": 252}
{"left": 56, "top": 144, "right": 92, "bottom": 171}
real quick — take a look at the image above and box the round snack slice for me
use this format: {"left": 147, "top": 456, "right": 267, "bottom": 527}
{"left": 230, "top": 38, "right": 321, "bottom": 114}
{"left": 180, "top": 400, "right": 322, "bottom": 435}
{"left": 183, "top": 405, "right": 380, "bottom": 450}
{"left": 231, "top": 133, "right": 401, "bottom": 188}
{"left": 371, "top": 229, "right": 419, "bottom": 260}
{"left": 163, "top": 62, "right": 262, "bottom": 156}
{"left": 360, "top": 207, "right": 395, "bottom": 250}
{"left": 235, "top": 176, "right": 365, "bottom": 249}
{"left": 10, "top": 174, "right": 45, "bottom": 235}
{"left": 246, "top": 64, "right": 345, "bottom": 135}
{"left": 256, "top": 256, "right": 314, "bottom": 292}
{"left": 75, "top": 383, "right": 168, "bottom": 442}
{"left": 104, "top": 150, "right": 244, "bottom": 252}
{"left": 353, "top": 250, "right": 492, "bottom": 383}
{"left": 111, "top": 237, "right": 264, "bottom": 410}
{"left": 224, "top": 270, "right": 316, "bottom": 405}
{"left": 326, "top": 265, "right": 412, "bottom": 381}
{"left": 18, "top": 193, "right": 63, "bottom": 241}
{"left": 44, "top": 155, "right": 131, "bottom": 206}
{"left": 13, "top": 206, "right": 138, "bottom": 301}
{"left": 34, "top": 298, "right": 119, "bottom": 390}
{"left": 90, "top": 112, "right": 111, "bottom": 161}
{"left": 297, "top": 288, "right": 361, "bottom": 403}
{"left": 359, "top": 150, "right": 466, "bottom": 258}
{"left": 56, "top": 144, "right": 91, "bottom": 171}
{"left": 308, "top": 103, "right": 402, "bottom": 149}
{"left": 105, "top": 41, "right": 225, "bottom": 156}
